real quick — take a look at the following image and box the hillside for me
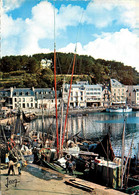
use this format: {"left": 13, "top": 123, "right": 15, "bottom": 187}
{"left": 0, "top": 52, "right": 138, "bottom": 88}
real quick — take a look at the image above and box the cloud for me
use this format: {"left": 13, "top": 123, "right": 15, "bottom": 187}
{"left": 59, "top": 29, "right": 139, "bottom": 72}
{"left": 1, "top": 1, "right": 84, "bottom": 56}
{"left": 58, "top": 42, "right": 85, "bottom": 54}
{"left": 3, "top": 0, "right": 25, "bottom": 12}
{"left": 86, "top": 0, "right": 139, "bottom": 29}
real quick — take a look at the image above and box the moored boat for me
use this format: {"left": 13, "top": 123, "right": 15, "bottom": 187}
{"left": 106, "top": 106, "right": 132, "bottom": 113}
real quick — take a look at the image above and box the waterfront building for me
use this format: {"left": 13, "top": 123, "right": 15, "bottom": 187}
{"left": 63, "top": 81, "right": 102, "bottom": 108}
{"left": 110, "top": 79, "right": 126, "bottom": 105}
{"left": 34, "top": 88, "right": 61, "bottom": 109}
{"left": 0, "top": 87, "right": 61, "bottom": 110}
{"left": 101, "top": 86, "right": 112, "bottom": 107}
{"left": 1, "top": 79, "right": 138, "bottom": 111}
{"left": 0, "top": 89, "right": 11, "bottom": 109}
{"left": 126, "top": 85, "right": 139, "bottom": 105}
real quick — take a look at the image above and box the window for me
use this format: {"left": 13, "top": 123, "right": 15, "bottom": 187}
{"left": 23, "top": 98, "right": 25, "bottom": 102}
{"left": 15, "top": 98, "right": 17, "bottom": 102}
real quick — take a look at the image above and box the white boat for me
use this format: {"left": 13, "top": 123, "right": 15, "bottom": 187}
{"left": 106, "top": 106, "right": 132, "bottom": 113}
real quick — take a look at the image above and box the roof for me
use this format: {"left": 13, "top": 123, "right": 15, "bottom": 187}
{"left": 110, "top": 79, "right": 124, "bottom": 87}
{"left": 65, "top": 83, "right": 102, "bottom": 90}
{"left": 12, "top": 88, "right": 34, "bottom": 96}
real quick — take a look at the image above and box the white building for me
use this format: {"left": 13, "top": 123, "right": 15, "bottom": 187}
{"left": 0, "top": 87, "right": 61, "bottom": 110}
{"left": 101, "top": 86, "right": 112, "bottom": 107}
{"left": 110, "top": 79, "right": 126, "bottom": 105}
{"left": 41, "top": 59, "right": 52, "bottom": 69}
{"left": 63, "top": 81, "right": 102, "bottom": 108}
{"left": 126, "top": 85, "right": 139, "bottom": 105}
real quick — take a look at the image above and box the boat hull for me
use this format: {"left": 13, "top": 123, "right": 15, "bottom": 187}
{"left": 106, "top": 108, "right": 132, "bottom": 113}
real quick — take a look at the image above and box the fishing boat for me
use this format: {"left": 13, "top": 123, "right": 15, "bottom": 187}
{"left": 106, "top": 106, "right": 132, "bottom": 113}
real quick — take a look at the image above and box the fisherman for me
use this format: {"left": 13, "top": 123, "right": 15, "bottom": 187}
{"left": 17, "top": 158, "right": 22, "bottom": 175}
{"left": 68, "top": 160, "right": 73, "bottom": 175}
{"left": 8, "top": 159, "right": 15, "bottom": 175}
{"left": 72, "top": 160, "right": 76, "bottom": 173}
{"left": 65, "top": 154, "right": 71, "bottom": 173}
{"left": 5, "top": 153, "right": 9, "bottom": 164}
{"left": 65, "top": 154, "right": 76, "bottom": 175}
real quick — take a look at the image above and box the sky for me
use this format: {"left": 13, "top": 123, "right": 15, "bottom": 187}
{"left": 1, "top": 0, "right": 139, "bottom": 72}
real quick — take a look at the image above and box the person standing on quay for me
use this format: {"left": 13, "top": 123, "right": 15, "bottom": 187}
{"left": 17, "top": 159, "right": 22, "bottom": 175}
{"left": 5, "top": 153, "right": 9, "bottom": 164}
{"left": 8, "top": 159, "right": 15, "bottom": 175}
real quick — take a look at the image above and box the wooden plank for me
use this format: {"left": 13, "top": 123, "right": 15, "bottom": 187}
{"left": 65, "top": 178, "right": 127, "bottom": 195}
{"left": 65, "top": 179, "right": 94, "bottom": 192}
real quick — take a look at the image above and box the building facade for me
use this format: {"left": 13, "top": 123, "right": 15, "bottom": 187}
{"left": 101, "top": 86, "right": 112, "bottom": 107}
{"left": 63, "top": 81, "right": 102, "bottom": 108}
{"left": 110, "top": 79, "right": 126, "bottom": 105}
{"left": 0, "top": 87, "right": 61, "bottom": 110}
{"left": 0, "top": 79, "right": 138, "bottom": 111}
{"left": 126, "top": 85, "right": 139, "bottom": 105}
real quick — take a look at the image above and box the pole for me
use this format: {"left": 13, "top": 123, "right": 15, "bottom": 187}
{"left": 42, "top": 95, "right": 44, "bottom": 147}
{"left": 53, "top": 4, "right": 59, "bottom": 156}
{"left": 59, "top": 78, "right": 65, "bottom": 157}
{"left": 121, "top": 117, "right": 126, "bottom": 189}
{"left": 137, "top": 143, "right": 139, "bottom": 160}
{"left": 61, "top": 47, "right": 77, "bottom": 148}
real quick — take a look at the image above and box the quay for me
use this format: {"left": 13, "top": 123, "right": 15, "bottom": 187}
{"left": 0, "top": 164, "right": 127, "bottom": 195}
{"left": 0, "top": 107, "right": 106, "bottom": 125}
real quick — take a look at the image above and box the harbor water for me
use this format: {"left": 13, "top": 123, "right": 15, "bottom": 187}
{"left": 29, "top": 111, "right": 139, "bottom": 157}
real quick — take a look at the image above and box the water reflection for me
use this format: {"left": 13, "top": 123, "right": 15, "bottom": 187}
{"left": 29, "top": 111, "right": 139, "bottom": 157}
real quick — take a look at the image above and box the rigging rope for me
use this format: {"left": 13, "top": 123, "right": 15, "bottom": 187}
{"left": 61, "top": 7, "right": 85, "bottom": 149}
{"left": 61, "top": 47, "right": 77, "bottom": 148}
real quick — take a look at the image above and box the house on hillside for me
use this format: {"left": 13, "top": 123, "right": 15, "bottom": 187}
{"left": 41, "top": 59, "right": 52, "bottom": 69}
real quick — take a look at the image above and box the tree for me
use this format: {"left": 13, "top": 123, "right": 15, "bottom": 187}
{"left": 26, "top": 57, "right": 40, "bottom": 73}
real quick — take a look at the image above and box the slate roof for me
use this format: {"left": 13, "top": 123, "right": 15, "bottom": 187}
{"left": 12, "top": 88, "right": 34, "bottom": 96}
{"left": 110, "top": 79, "right": 123, "bottom": 87}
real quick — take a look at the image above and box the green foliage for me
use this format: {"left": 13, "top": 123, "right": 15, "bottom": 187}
{"left": 0, "top": 52, "right": 138, "bottom": 88}
{"left": 0, "top": 72, "right": 3, "bottom": 79}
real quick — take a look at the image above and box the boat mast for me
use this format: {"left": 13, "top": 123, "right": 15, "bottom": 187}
{"left": 61, "top": 46, "right": 77, "bottom": 148}
{"left": 41, "top": 95, "right": 44, "bottom": 146}
{"left": 53, "top": 4, "right": 59, "bottom": 155}
{"left": 59, "top": 78, "right": 65, "bottom": 157}
{"left": 121, "top": 117, "right": 126, "bottom": 189}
